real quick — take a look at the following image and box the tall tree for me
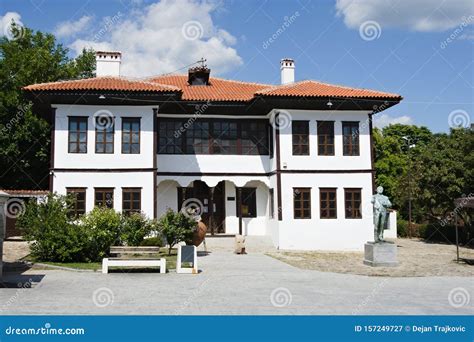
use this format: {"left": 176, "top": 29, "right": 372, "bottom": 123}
{"left": 0, "top": 23, "right": 95, "bottom": 190}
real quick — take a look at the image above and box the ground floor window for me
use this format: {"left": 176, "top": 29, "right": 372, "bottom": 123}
{"left": 320, "top": 188, "right": 337, "bottom": 219}
{"left": 122, "top": 188, "right": 141, "bottom": 214}
{"left": 293, "top": 188, "right": 311, "bottom": 219}
{"left": 66, "top": 187, "right": 86, "bottom": 217}
{"left": 95, "top": 188, "right": 114, "bottom": 209}
{"left": 269, "top": 188, "right": 275, "bottom": 219}
{"left": 238, "top": 187, "right": 257, "bottom": 218}
{"left": 345, "top": 188, "right": 362, "bottom": 218}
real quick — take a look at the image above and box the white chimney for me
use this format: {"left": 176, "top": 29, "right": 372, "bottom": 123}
{"left": 96, "top": 51, "right": 121, "bottom": 77}
{"left": 280, "top": 58, "right": 295, "bottom": 84}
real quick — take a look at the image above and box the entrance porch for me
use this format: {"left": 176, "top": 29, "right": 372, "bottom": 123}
{"left": 156, "top": 178, "right": 271, "bottom": 236}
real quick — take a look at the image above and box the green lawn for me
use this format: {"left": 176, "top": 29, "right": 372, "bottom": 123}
{"left": 28, "top": 248, "right": 178, "bottom": 272}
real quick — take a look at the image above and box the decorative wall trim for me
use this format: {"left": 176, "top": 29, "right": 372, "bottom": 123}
{"left": 51, "top": 169, "right": 374, "bottom": 175}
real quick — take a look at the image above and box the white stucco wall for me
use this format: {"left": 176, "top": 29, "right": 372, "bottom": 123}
{"left": 277, "top": 109, "right": 372, "bottom": 170}
{"left": 53, "top": 171, "right": 155, "bottom": 218}
{"left": 277, "top": 172, "right": 373, "bottom": 251}
{"left": 53, "top": 105, "right": 155, "bottom": 169}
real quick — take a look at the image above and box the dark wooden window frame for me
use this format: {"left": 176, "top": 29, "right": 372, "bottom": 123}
{"left": 344, "top": 188, "right": 362, "bottom": 219}
{"left": 94, "top": 187, "right": 114, "bottom": 208}
{"left": 292, "top": 121, "right": 310, "bottom": 156}
{"left": 122, "top": 117, "right": 141, "bottom": 154}
{"left": 122, "top": 187, "right": 142, "bottom": 214}
{"left": 68, "top": 116, "right": 88, "bottom": 153}
{"left": 66, "top": 187, "right": 86, "bottom": 217}
{"left": 269, "top": 188, "right": 275, "bottom": 219}
{"left": 293, "top": 187, "right": 311, "bottom": 219}
{"left": 157, "top": 118, "right": 270, "bottom": 156}
{"left": 237, "top": 187, "right": 257, "bottom": 218}
{"left": 317, "top": 121, "right": 335, "bottom": 156}
{"left": 342, "top": 121, "right": 360, "bottom": 156}
{"left": 95, "top": 117, "right": 115, "bottom": 154}
{"left": 319, "top": 188, "right": 337, "bottom": 219}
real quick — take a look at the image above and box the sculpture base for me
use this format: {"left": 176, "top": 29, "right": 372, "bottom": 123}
{"left": 363, "top": 242, "right": 398, "bottom": 267}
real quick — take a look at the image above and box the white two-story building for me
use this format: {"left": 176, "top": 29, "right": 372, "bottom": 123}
{"left": 24, "top": 52, "right": 402, "bottom": 251}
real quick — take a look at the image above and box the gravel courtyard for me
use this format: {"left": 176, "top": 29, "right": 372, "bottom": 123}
{"left": 1, "top": 239, "right": 473, "bottom": 315}
{"left": 268, "top": 238, "right": 474, "bottom": 277}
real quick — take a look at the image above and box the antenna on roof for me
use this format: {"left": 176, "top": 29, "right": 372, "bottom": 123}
{"left": 197, "top": 58, "right": 207, "bottom": 68}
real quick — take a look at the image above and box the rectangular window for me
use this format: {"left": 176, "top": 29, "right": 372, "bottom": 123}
{"left": 269, "top": 188, "right": 275, "bottom": 219}
{"left": 186, "top": 120, "right": 210, "bottom": 154}
{"left": 212, "top": 121, "right": 238, "bottom": 154}
{"left": 345, "top": 188, "right": 362, "bottom": 218}
{"left": 122, "top": 118, "right": 140, "bottom": 154}
{"left": 95, "top": 117, "right": 114, "bottom": 153}
{"left": 238, "top": 187, "right": 257, "bottom": 218}
{"left": 66, "top": 188, "right": 86, "bottom": 217}
{"left": 292, "top": 121, "right": 309, "bottom": 155}
{"left": 157, "top": 119, "right": 270, "bottom": 155}
{"left": 241, "top": 121, "right": 269, "bottom": 155}
{"left": 320, "top": 188, "right": 337, "bottom": 219}
{"left": 158, "top": 120, "right": 184, "bottom": 154}
{"left": 317, "top": 121, "right": 335, "bottom": 156}
{"left": 68, "top": 117, "right": 88, "bottom": 153}
{"left": 94, "top": 188, "right": 114, "bottom": 209}
{"left": 342, "top": 122, "right": 360, "bottom": 156}
{"left": 122, "top": 188, "right": 141, "bottom": 214}
{"left": 293, "top": 188, "right": 311, "bottom": 219}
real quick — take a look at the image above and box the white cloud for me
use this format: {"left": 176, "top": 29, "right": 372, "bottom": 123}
{"left": 55, "top": 16, "right": 93, "bottom": 38}
{"left": 373, "top": 114, "right": 413, "bottom": 128}
{"left": 336, "top": 0, "right": 474, "bottom": 32}
{"left": 1, "top": 12, "right": 23, "bottom": 37}
{"left": 69, "top": 0, "right": 242, "bottom": 77}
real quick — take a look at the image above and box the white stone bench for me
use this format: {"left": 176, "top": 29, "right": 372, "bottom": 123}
{"left": 102, "top": 246, "right": 166, "bottom": 274}
{"left": 102, "top": 258, "right": 166, "bottom": 274}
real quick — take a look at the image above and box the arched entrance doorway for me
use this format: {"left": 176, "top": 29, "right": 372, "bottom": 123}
{"left": 177, "top": 180, "right": 226, "bottom": 235}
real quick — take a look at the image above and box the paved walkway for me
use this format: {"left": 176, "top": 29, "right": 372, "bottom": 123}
{"left": 1, "top": 251, "right": 472, "bottom": 315}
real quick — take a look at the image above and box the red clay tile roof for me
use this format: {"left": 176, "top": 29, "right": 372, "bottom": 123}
{"left": 255, "top": 80, "right": 401, "bottom": 99}
{"left": 148, "top": 75, "right": 270, "bottom": 101}
{"left": 23, "top": 77, "right": 180, "bottom": 93}
{"left": 24, "top": 75, "right": 401, "bottom": 101}
{"left": 0, "top": 190, "right": 49, "bottom": 196}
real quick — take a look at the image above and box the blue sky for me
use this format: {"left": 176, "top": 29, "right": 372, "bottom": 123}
{"left": 1, "top": 0, "right": 472, "bottom": 132}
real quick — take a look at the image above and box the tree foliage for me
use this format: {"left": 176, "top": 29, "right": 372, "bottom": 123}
{"left": 374, "top": 123, "right": 473, "bottom": 226}
{"left": 0, "top": 23, "right": 95, "bottom": 189}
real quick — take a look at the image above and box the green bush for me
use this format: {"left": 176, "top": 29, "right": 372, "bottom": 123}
{"left": 17, "top": 194, "right": 85, "bottom": 262}
{"left": 80, "top": 207, "right": 122, "bottom": 261}
{"left": 423, "top": 223, "right": 470, "bottom": 245}
{"left": 120, "top": 212, "right": 156, "bottom": 246}
{"left": 397, "top": 218, "right": 408, "bottom": 237}
{"left": 140, "top": 236, "right": 164, "bottom": 247}
{"left": 157, "top": 209, "right": 196, "bottom": 255}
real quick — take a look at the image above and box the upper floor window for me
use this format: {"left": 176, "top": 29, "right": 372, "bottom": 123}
{"left": 122, "top": 118, "right": 140, "bottom": 154}
{"left": 122, "top": 188, "right": 141, "bottom": 214}
{"left": 95, "top": 188, "right": 114, "bottom": 209}
{"left": 293, "top": 188, "right": 311, "bottom": 219}
{"left": 186, "top": 120, "right": 211, "bottom": 154}
{"left": 95, "top": 117, "right": 114, "bottom": 154}
{"left": 292, "top": 121, "right": 309, "bottom": 155}
{"left": 241, "top": 121, "right": 270, "bottom": 155}
{"left": 320, "top": 188, "right": 337, "bottom": 219}
{"left": 68, "top": 117, "right": 87, "bottom": 153}
{"left": 157, "top": 119, "right": 269, "bottom": 155}
{"left": 345, "top": 188, "right": 362, "bottom": 218}
{"left": 158, "top": 120, "right": 183, "bottom": 154}
{"left": 342, "top": 122, "right": 360, "bottom": 156}
{"left": 66, "top": 187, "right": 86, "bottom": 217}
{"left": 317, "top": 121, "right": 334, "bottom": 156}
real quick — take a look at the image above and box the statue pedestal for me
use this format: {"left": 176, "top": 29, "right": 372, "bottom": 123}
{"left": 364, "top": 242, "right": 398, "bottom": 267}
